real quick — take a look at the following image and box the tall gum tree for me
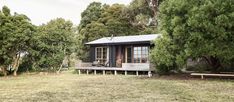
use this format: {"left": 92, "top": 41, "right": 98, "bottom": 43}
{"left": 0, "top": 6, "right": 35, "bottom": 76}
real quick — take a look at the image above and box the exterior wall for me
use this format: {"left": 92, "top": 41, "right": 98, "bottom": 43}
{"left": 122, "top": 63, "right": 155, "bottom": 71}
{"left": 109, "top": 45, "right": 116, "bottom": 67}
{"left": 89, "top": 43, "right": 152, "bottom": 69}
{"left": 116, "top": 45, "right": 123, "bottom": 67}
{"left": 122, "top": 63, "right": 150, "bottom": 71}
{"left": 90, "top": 46, "right": 95, "bottom": 62}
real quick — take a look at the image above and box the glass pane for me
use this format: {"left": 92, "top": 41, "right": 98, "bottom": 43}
{"left": 145, "top": 47, "right": 148, "bottom": 51}
{"left": 141, "top": 58, "right": 147, "bottom": 63}
{"left": 134, "top": 47, "right": 137, "bottom": 51}
{"left": 132, "top": 46, "right": 150, "bottom": 63}
{"left": 138, "top": 47, "right": 141, "bottom": 50}
{"left": 142, "top": 51, "right": 145, "bottom": 55}
{"left": 96, "top": 48, "right": 102, "bottom": 59}
{"left": 134, "top": 50, "right": 137, "bottom": 55}
{"left": 127, "top": 47, "right": 132, "bottom": 63}
{"left": 103, "top": 48, "right": 107, "bottom": 59}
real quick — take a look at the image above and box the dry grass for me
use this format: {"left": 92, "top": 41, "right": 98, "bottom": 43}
{"left": 0, "top": 71, "right": 233, "bottom": 102}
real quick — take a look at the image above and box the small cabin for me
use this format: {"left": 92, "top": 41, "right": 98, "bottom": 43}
{"left": 77, "top": 34, "right": 160, "bottom": 76}
{"left": 86, "top": 34, "right": 160, "bottom": 70}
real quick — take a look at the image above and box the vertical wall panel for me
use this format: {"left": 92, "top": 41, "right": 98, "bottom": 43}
{"left": 90, "top": 46, "right": 95, "bottom": 62}
{"left": 109, "top": 45, "right": 116, "bottom": 67}
{"left": 112, "top": 46, "right": 116, "bottom": 67}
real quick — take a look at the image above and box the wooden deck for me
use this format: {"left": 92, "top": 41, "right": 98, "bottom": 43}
{"left": 75, "top": 66, "right": 153, "bottom": 77}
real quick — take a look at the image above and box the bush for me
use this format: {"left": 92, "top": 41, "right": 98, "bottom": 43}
{"left": 156, "top": 64, "right": 179, "bottom": 75}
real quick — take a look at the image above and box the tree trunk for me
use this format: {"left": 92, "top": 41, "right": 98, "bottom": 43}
{"left": 56, "top": 64, "right": 63, "bottom": 74}
{"left": 1, "top": 66, "right": 7, "bottom": 76}
{"left": 145, "top": 0, "right": 159, "bottom": 26}
{"left": 57, "top": 47, "right": 67, "bottom": 73}
{"left": 203, "top": 56, "right": 222, "bottom": 73}
{"left": 13, "top": 54, "right": 20, "bottom": 76}
{"left": 67, "top": 55, "right": 71, "bottom": 69}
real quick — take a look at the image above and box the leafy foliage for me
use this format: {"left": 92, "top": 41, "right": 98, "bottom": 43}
{"left": 77, "top": 1, "right": 158, "bottom": 61}
{"left": 28, "top": 18, "right": 74, "bottom": 71}
{"left": 0, "top": 6, "right": 75, "bottom": 75}
{"left": 151, "top": 0, "right": 234, "bottom": 73}
{"left": 0, "top": 6, "right": 35, "bottom": 75}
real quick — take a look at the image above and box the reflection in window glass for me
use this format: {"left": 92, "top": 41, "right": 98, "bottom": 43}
{"left": 133, "top": 46, "right": 149, "bottom": 63}
{"left": 96, "top": 47, "right": 107, "bottom": 64}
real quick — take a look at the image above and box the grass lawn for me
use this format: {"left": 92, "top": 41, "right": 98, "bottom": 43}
{"left": 0, "top": 71, "right": 233, "bottom": 102}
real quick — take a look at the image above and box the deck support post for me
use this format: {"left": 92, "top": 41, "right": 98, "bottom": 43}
{"left": 114, "top": 70, "right": 117, "bottom": 75}
{"left": 103, "top": 70, "right": 105, "bottom": 75}
{"left": 94, "top": 70, "right": 97, "bottom": 75}
{"left": 86, "top": 70, "right": 89, "bottom": 75}
{"left": 201, "top": 75, "right": 204, "bottom": 79}
{"left": 148, "top": 71, "right": 152, "bottom": 77}
{"left": 136, "top": 71, "right": 139, "bottom": 76}
{"left": 125, "top": 71, "right": 127, "bottom": 75}
{"left": 78, "top": 70, "right": 81, "bottom": 75}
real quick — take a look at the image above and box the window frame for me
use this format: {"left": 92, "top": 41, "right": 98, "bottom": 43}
{"left": 133, "top": 46, "right": 149, "bottom": 63}
{"left": 95, "top": 47, "right": 107, "bottom": 64}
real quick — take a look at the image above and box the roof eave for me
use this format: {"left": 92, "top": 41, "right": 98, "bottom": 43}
{"left": 85, "top": 41, "right": 153, "bottom": 45}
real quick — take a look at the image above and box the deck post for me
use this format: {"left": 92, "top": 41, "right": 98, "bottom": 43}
{"left": 125, "top": 71, "right": 127, "bottom": 75}
{"left": 78, "top": 70, "right": 81, "bottom": 75}
{"left": 94, "top": 70, "right": 97, "bottom": 75}
{"left": 201, "top": 75, "right": 204, "bottom": 79}
{"left": 148, "top": 71, "right": 152, "bottom": 77}
{"left": 136, "top": 71, "right": 139, "bottom": 76}
{"left": 86, "top": 70, "right": 89, "bottom": 75}
{"left": 114, "top": 70, "right": 117, "bottom": 75}
{"left": 103, "top": 70, "right": 105, "bottom": 75}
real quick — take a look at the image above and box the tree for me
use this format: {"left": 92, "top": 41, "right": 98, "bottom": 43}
{"left": 77, "top": 22, "right": 108, "bottom": 61}
{"left": 99, "top": 4, "right": 137, "bottom": 36}
{"left": 122, "top": 0, "right": 161, "bottom": 33}
{"left": 77, "top": 1, "right": 158, "bottom": 61}
{"left": 151, "top": 0, "right": 234, "bottom": 73}
{"left": 0, "top": 6, "right": 35, "bottom": 76}
{"left": 30, "top": 18, "right": 74, "bottom": 72}
{"left": 77, "top": 2, "right": 105, "bottom": 61}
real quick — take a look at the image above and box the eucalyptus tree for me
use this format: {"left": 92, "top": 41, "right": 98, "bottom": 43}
{"left": 0, "top": 6, "right": 35, "bottom": 76}
{"left": 122, "top": 0, "right": 162, "bottom": 33}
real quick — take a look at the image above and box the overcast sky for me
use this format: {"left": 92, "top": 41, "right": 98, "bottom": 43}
{"left": 0, "top": 0, "right": 131, "bottom": 25}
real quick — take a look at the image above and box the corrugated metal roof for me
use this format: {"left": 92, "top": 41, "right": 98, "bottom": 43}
{"left": 86, "top": 34, "right": 160, "bottom": 45}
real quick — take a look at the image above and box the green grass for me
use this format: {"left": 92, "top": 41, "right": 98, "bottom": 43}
{"left": 0, "top": 71, "right": 233, "bottom": 102}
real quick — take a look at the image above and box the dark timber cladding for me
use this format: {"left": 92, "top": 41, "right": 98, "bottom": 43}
{"left": 86, "top": 34, "right": 160, "bottom": 67}
{"left": 109, "top": 45, "right": 116, "bottom": 67}
{"left": 90, "top": 46, "right": 95, "bottom": 62}
{"left": 80, "top": 34, "right": 159, "bottom": 77}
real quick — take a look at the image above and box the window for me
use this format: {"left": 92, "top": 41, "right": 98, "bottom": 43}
{"left": 95, "top": 47, "right": 107, "bottom": 64}
{"left": 133, "top": 46, "right": 149, "bottom": 63}
{"left": 126, "top": 47, "right": 132, "bottom": 63}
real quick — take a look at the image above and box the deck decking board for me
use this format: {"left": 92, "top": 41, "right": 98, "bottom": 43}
{"left": 75, "top": 67, "right": 153, "bottom": 77}
{"left": 75, "top": 67, "right": 152, "bottom": 71}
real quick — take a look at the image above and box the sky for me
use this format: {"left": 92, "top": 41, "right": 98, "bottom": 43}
{"left": 0, "top": 0, "right": 132, "bottom": 26}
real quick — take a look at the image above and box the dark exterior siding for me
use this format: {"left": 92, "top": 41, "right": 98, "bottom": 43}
{"left": 88, "top": 43, "right": 152, "bottom": 67}
{"left": 90, "top": 46, "right": 95, "bottom": 62}
{"left": 109, "top": 45, "right": 116, "bottom": 67}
